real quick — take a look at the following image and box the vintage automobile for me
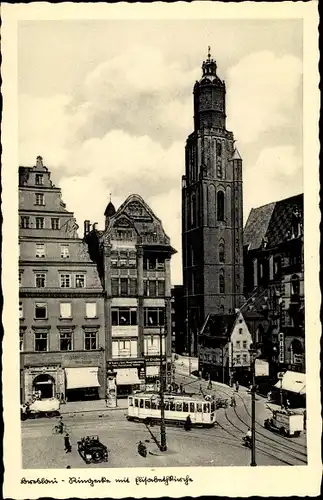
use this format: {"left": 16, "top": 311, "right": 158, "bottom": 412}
{"left": 21, "top": 398, "right": 60, "bottom": 420}
{"left": 215, "top": 397, "right": 229, "bottom": 409}
{"left": 264, "top": 409, "right": 303, "bottom": 437}
{"left": 77, "top": 435, "right": 109, "bottom": 464}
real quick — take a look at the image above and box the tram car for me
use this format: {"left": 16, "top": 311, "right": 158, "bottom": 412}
{"left": 127, "top": 392, "right": 216, "bottom": 427}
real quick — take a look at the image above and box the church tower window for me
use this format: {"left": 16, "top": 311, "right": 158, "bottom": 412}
{"left": 219, "top": 241, "right": 225, "bottom": 263}
{"left": 219, "top": 270, "right": 225, "bottom": 294}
{"left": 217, "top": 191, "right": 225, "bottom": 221}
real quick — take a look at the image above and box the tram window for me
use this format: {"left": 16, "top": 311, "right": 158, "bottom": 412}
{"left": 139, "top": 399, "right": 144, "bottom": 408}
{"left": 176, "top": 402, "right": 182, "bottom": 412}
{"left": 164, "top": 401, "right": 169, "bottom": 410}
{"left": 204, "top": 403, "right": 210, "bottom": 413}
{"left": 190, "top": 402, "right": 195, "bottom": 413}
{"left": 151, "top": 400, "right": 156, "bottom": 410}
{"left": 197, "top": 403, "right": 202, "bottom": 412}
{"left": 129, "top": 397, "right": 133, "bottom": 407}
{"left": 145, "top": 400, "right": 151, "bottom": 409}
{"left": 134, "top": 399, "right": 139, "bottom": 407}
{"left": 183, "top": 402, "right": 189, "bottom": 413}
{"left": 170, "top": 401, "right": 175, "bottom": 411}
{"left": 156, "top": 400, "right": 160, "bottom": 410}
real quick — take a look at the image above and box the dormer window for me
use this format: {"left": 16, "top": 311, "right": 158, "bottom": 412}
{"left": 35, "top": 174, "right": 44, "bottom": 186}
{"left": 60, "top": 245, "right": 69, "bottom": 259}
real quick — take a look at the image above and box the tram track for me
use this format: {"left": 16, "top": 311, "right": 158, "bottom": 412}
{"left": 176, "top": 372, "right": 307, "bottom": 463}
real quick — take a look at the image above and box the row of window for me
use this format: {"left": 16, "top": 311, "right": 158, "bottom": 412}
{"left": 111, "top": 307, "right": 165, "bottom": 327}
{"left": 19, "top": 302, "right": 165, "bottom": 327}
{"left": 111, "top": 278, "right": 165, "bottom": 297}
{"left": 20, "top": 330, "right": 98, "bottom": 352}
{"left": 20, "top": 332, "right": 163, "bottom": 354}
{"left": 31, "top": 243, "right": 71, "bottom": 258}
{"left": 20, "top": 301, "right": 97, "bottom": 320}
{"left": 235, "top": 340, "right": 248, "bottom": 349}
{"left": 110, "top": 256, "right": 165, "bottom": 271}
{"left": 20, "top": 216, "right": 60, "bottom": 229}
{"left": 19, "top": 272, "right": 87, "bottom": 289}
{"left": 130, "top": 398, "right": 212, "bottom": 413}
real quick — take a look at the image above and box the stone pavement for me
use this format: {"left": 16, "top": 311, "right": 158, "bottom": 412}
{"left": 60, "top": 398, "right": 128, "bottom": 415}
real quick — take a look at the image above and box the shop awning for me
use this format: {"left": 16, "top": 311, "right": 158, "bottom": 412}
{"left": 274, "top": 371, "right": 306, "bottom": 395}
{"left": 116, "top": 368, "right": 141, "bottom": 386}
{"left": 146, "top": 366, "right": 159, "bottom": 377}
{"left": 65, "top": 367, "right": 100, "bottom": 390}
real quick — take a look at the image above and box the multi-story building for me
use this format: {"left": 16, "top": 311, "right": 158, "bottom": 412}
{"left": 182, "top": 48, "right": 244, "bottom": 356}
{"left": 243, "top": 193, "right": 304, "bottom": 375}
{"left": 198, "top": 311, "right": 253, "bottom": 386}
{"left": 84, "top": 194, "right": 176, "bottom": 402}
{"left": 171, "top": 285, "right": 185, "bottom": 354}
{"left": 19, "top": 157, "right": 105, "bottom": 404}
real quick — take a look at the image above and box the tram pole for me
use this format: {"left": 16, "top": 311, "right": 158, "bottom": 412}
{"left": 249, "top": 344, "right": 257, "bottom": 467}
{"left": 159, "top": 326, "right": 167, "bottom": 451}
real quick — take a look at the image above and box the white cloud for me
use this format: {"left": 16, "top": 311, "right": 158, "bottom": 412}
{"left": 243, "top": 145, "right": 303, "bottom": 221}
{"left": 227, "top": 51, "right": 302, "bottom": 144}
{"left": 18, "top": 46, "right": 303, "bottom": 286}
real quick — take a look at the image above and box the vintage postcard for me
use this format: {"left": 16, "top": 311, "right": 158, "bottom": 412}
{"left": 1, "top": 1, "right": 321, "bottom": 498}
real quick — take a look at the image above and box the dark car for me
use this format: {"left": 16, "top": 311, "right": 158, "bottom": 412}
{"left": 77, "top": 435, "right": 108, "bottom": 464}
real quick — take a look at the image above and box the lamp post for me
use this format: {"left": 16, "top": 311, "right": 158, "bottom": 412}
{"left": 159, "top": 326, "right": 167, "bottom": 452}
{"left": 249, "top": 344, "right": 257, "bottom": 467}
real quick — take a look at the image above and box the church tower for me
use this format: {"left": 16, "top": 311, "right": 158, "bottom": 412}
{"left": 182, "top": 48, "right": 244, "bottom": 355}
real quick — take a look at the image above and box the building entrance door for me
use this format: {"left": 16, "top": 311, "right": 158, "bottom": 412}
{"left": 33, "top": 374, "right": 55, "bottom": 399}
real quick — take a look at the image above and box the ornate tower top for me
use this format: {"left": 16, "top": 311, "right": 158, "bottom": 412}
{"left": 201, "top": 46, "right": 218, "bottom": 78}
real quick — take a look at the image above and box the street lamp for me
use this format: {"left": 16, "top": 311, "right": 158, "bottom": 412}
{"left": 159, "top": 326, "right": 167, "bottom": 452}
{"left": 249, "top": 343, "right": 258, "bottom": 467}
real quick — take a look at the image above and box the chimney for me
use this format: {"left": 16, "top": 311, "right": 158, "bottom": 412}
{"left": 84, "top": 220, "right": 91, "bottom": 238}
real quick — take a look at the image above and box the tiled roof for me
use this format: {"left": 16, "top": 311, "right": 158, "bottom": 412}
{"left": 201, "top": 314, "right": 237, "bottom": 338}
{"left": 243, "top": 194, "right": 303, "bottom": 251}
{"left": 243, "top": 202, "right": 276, "bottom": 250}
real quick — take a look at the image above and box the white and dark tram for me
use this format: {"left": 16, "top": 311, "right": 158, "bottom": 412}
{"left": 127, "top": 392, "right": 216, "bottom": 428}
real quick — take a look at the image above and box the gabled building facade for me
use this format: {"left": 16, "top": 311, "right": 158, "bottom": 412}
{"left": 84, "top": 194, "right": 176, "bottom": 403}
{"left": 198, "top": 311, "right": 253, "bottom": 386}
{"left": 19, "top": 157, "right": 105, "bottom": 404}
{"left": 182, "top": 49, "right": 244, "bottom": 356}
{"left": 243, "top": 193, "right": 304, "bottom": 375}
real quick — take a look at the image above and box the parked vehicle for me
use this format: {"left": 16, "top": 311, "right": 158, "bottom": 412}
{"left": 21, "top": 398, "right": 60, "bottom": 420}
{"left": 77, "top": 436, "right": 108, "bottom": 464}
{"left": 264, "top": 409, "right": 303, "bottom": 437}
{"left": 127, "top": 392, "right": 216, "bottom": 428}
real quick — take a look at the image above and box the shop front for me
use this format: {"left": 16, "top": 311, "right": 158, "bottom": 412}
{"left": 64, "top": 366, "right": 100, "bottom": 401}
{"left": 107, "top": 359, "right": 145, "bottom": 398}
{"left": 23, "top": 365, "right": 64, "bottom": 403}
{"left": 145, "top": 357, "right": 160, "bottom": 391}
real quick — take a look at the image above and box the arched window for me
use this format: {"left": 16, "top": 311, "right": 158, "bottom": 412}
{"left": 219, "top": 270, "right": 225, "bottom": 294}
{"left": 217, "top": 142, "right": 222, "bottom": 157}
{"left": 219, "top": 241, "right": 225, "bottom": 263}
{"left": 291, "top": 274, "right": 300, "bottom": 295}
{"left": 217, "top": 191, "right": 225, "bottom": 221}
{"left": 191, "top": 193, "right": 196, "bottom": 227}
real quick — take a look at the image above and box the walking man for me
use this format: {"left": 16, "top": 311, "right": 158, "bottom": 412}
{"left": 64, "top": 433, "right": 72, "bottom": 453}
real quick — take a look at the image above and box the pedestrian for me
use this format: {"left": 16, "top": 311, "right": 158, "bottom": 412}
{"left": 235, "top": 381, "right": 239, "bottom": 392}
{"left": 231, "top": 395, "right": 236, "bottom": 408}
{"left": 180, "top": 383, "right": 183, "bottom": 394}
{"left": 184, "top": 415, "right": 192, "bottom": 431}
{"left": 58, "top": 416, "right": 64, "bottom": 434}
{"left": 64, "top": 433, "right": 72, "bottom": 453}
{"left": 207, "top": 379, "right": 212, "bottom": 390}
{"left": 285, "top": 399, "right": 291, "bottom": 410}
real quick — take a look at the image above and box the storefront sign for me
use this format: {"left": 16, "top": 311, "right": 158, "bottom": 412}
{"left": 26, "top": 365, "right": 61, "bottom": 372}
{"left": 107, "top": 359, "right": 144, "bottom": 368}
{"left": 278, "top": 333, "right": 284, "bottom": 363}
{"left": 144, "top": 356, "right": 160, "bottom": 365}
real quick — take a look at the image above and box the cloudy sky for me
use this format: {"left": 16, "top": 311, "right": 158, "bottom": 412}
{"left": 18, "top": 19, "right": 303, "bottom": 284}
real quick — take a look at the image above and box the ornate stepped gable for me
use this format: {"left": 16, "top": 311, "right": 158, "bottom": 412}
{"left": 102, "top": 194, "right": 171, "bottom": 246}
